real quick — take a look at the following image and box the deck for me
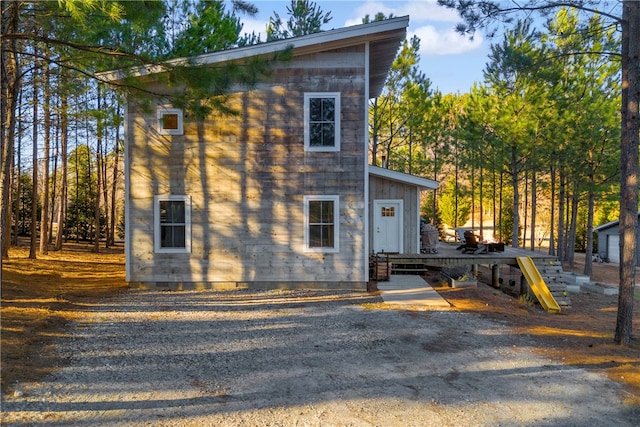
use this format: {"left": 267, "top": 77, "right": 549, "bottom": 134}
{"left": 382, "top": 243, "right": 558, "bottom": 273}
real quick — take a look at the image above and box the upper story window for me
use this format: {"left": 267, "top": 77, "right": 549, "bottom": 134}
{"left": 304, "top": 195, "right": 339, "bottom": 253}
{"left": 157, "top": 107, "right": 183, "bottom": 135}
{"left": 304, "top": 92, "right": 340, "bottom": 152}
{"left": 154, "top": 195, "right": 191, "bottom": 253}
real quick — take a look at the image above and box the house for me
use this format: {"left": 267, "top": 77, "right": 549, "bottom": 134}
{"left": 594, "top": 212, "right": 640, "bottom": 266}
{"left": 102, "top": 16, "right": 438, "bottom": 290}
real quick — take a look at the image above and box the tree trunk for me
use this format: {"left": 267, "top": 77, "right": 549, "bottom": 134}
{"left": 492, "top": 169, "right": 497, "bottom": 241}
{"left": 530, "top": 169, "right": 536, "bottom": 251}
{"left": 584, "top": 186, "right": 595, "bottom": 276}
{"left": 471, "top": 155, "right": 475, "bottom": 230}
{"left": 12, "top": 100, "right": 21, "bottom": 246}
{"left": 94, "top": 149, "right": 101, "bottom": 252}
{"left": 1, "top": 0, "right": 21, "bottom": 259}
{"left": 523, "top": 169, "right": 528, "bottom": 248}
{"left": 565, "top": 181, "right": 579, "bottom": 267}
{"left": 101, "top": 123, "right": 109, "bottom": 247}
{"left": 615, "top": 0, "right": 639, "bottom": 346}
{"left": 557, "top": 171, "right": 565, "bottom": 262}
{"left": 548, "top": 165, "right": 556, "bottom": 256}
{"left": 510, "top": 144, "right": 519, "bottom": 248}
{"left": 498, "top": 170, "right": 503, "bottom": 242}
{"left": 29, "top": 67, "right": 39, "bottom": 260}
{"left": 49, "top": 120, "right": 59, "bottom": 244}
{"left": 108, "top": 101, "right": 121, "bottom": 246}
{"left": 39, "top": 64, "right": 51, "bottom": 255}
{"left": 94, "top": 85, "right": 102, "bottom": 252}
{"left": 54, "top": 90, "right": 68, "bottom": 251}
{"left": 479, "top": 154, "right": 484, "bottom": 237}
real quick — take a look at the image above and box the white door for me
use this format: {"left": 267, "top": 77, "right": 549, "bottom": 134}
{"left": 607, "top": 234, "right": 620, "bottom": 264}
{"left": 373, "top": 200, "right": 403, "bottom": 253}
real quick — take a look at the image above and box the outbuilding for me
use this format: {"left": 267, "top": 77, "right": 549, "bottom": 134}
{"left": 594, "top": 212, "right": 640, "bottom": 266}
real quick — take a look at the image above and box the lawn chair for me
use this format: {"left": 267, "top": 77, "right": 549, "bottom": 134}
{"left": 461, "top": 230, "right": 488, "bottom": 254}
{"left": 455, "top": 228, "right": 467, "bottom": 250}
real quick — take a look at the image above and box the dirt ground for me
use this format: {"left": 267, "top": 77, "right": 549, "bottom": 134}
{"left": 1, "top": 243, "right": 639, "bottom": 415}
{"left": 424, "top": 253, "right": 640, "bottom": 406}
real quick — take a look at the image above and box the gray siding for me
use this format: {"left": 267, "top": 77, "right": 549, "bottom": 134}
{"left": 126, "top": 47, "right": 368, "bottom": 288}
{"left": 596, "top": 222, "right": 640, "bottom": 266}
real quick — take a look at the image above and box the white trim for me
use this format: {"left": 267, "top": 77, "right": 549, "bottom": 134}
{"left": 124, "top": 100, "right": 131, "bottom": 281}
{"left": 304, "top": 195, "right": 340, "bottom": 253}
{"left": 304, "top": 92, "right": 341, "bottom": 152}
{"left": 154, "top": 195, "right": 192, "bottom": 254}
{"left": 157, "top": 107, "right": 183, "bottom": 135}
{"left": 369, "top": 165, "right": 438, "bottom": 189}
{"left": 416, "top": 191, "right": 422, "bottom": 253}
{"left": 364, "top": 41, "right": 371, "bottom": 279}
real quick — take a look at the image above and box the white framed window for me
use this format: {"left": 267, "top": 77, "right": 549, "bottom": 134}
{"left": 157, "top": 107, "right": 183, "bottom": 135}
{"left": 304, "top": 195, "right": 339, "bottom": 253}
{"left": 304, "top": 92, "right": 340, "bottom": 152}
{"left": 154, "top": 195, "right": 191, "bottom": 253}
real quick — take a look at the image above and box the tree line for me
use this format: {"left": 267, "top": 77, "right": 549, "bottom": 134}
{"left": 372, "top": 8, "right": 621, "bottom": 273}
{"left": 369, "top": 0, "right": 638, "bottom": 346}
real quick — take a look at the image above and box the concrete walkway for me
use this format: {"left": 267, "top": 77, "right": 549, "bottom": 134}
{"left": 377, "top": 274, "right": 450, "bottom": 309}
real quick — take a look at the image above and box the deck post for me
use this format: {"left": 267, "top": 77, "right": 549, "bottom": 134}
{"left": 491, "top": 264, "right": 500, "bottom": 288}
{"left": 520, "top": 274, "right": 531, "bottom": 299}
{"left": 472, "top": 264, "right": 478, "bottom": 276}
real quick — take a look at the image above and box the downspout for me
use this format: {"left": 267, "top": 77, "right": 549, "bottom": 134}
{"left": 124, "top": 99, "right": 131, "bottom": 282}
{"left": 364, "top": 41, "right": 370, "bottom": 282}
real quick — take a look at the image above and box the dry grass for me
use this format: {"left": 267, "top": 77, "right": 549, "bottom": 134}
{"left": 1, "top": 244, "right": 638, "bottom": 408}
{"left": 1, "top": 243, "right": 128, "bottom": 395}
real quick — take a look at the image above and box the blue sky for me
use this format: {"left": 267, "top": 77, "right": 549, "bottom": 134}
{"left": 240, "top": 0, "right": 491, "bottom": 94}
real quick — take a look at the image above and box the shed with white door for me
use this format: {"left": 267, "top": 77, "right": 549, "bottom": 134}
{"left": 369, "top": 165, "right": 438, "bottom": 255}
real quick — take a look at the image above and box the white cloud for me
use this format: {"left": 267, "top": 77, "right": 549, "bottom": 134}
{"left": 411, "top": 25, "right": 483, "bottom": 55}
{"left": 344, "top": 0, "right": 460, "bottom": 27}
{"left": 239, "top": 16, "right": 269, "bottom": 40}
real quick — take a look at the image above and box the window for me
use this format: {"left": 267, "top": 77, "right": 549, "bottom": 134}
{"left": 304, "top": 93, "right": 340, "bottom": 151}
{"left": 154, "top": 195, "right": 191, "bottom": 253}
{"left": 157, "top": 107, "right": 183, "bottom": 135}
{"left": 381, "top": 206, "right": 395, "bottom": 217}
{"left": 304, "top": 195, "right": 339, "bottom": 252}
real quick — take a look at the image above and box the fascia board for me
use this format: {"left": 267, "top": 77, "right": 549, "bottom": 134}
{"left": 369, "top": 165, "right": 439, "bottom": 190}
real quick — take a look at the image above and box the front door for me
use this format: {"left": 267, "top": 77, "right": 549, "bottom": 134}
{"left": 373, "top": 199, "right": 403, "bottom": 253}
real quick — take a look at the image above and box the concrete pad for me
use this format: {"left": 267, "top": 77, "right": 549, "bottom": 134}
{"left": 377, "top": 275, "right": 450, "bottom": 308}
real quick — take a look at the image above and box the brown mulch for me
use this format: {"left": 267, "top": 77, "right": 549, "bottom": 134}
{"left": 1, "top": 243, "right": 128, "bottom": 395}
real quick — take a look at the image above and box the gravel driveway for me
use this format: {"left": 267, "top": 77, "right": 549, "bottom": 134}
{"left": 2, "top": 289, "right": 637, "bottom": 426}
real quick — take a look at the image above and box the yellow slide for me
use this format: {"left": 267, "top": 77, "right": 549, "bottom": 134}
{"left": 516, "top": 257, "right": 561, "bottom": 313}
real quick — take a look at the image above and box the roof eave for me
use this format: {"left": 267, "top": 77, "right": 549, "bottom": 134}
{"left": 98, "top": 16, "right": 409, "bottom": 85}
{"left": 369, "top": 165, "right": 438, "bottom": 190}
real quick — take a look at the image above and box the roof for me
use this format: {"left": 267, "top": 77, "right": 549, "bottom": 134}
{"left": 99, "top": 16, "right": 409, "bottom": 97}
{"left": 369, "top": 165, "right": 438, "bottom": 190}
{"left": 594, "top": 212, "right": 640, "bottom": 232}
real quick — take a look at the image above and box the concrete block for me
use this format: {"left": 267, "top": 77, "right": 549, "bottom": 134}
{"left": 565, "top": 284, "right": 581, "bottom": 294}
{"left": 582, "top": 282, "right": 619, "bottom": 296}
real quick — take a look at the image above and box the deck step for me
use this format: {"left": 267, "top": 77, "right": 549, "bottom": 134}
{"left": 530, "top": 259, "right": 572, "bottom": 308}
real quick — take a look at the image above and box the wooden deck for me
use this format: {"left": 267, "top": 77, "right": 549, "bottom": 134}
{"left": 383, "top": 243, "right": 558, "bottom": 273}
